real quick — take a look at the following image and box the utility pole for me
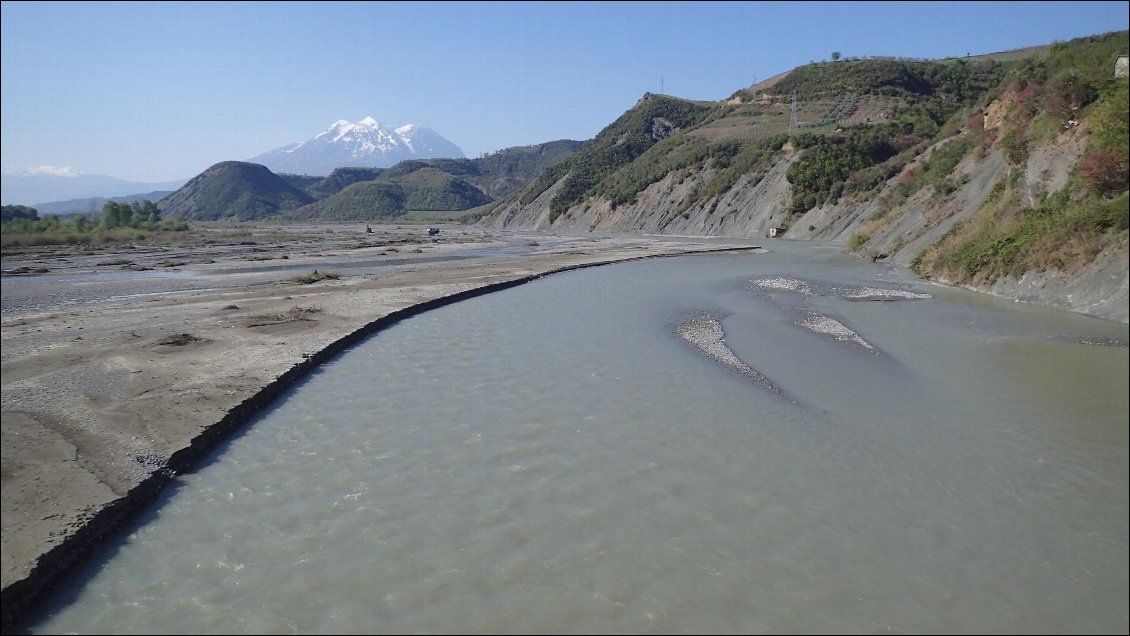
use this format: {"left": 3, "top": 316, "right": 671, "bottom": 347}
{"left": 660, "top": 75, "right": 664, "bottom": 95}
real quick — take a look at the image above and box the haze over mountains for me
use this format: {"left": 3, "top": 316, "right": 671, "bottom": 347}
{"left": 0, "top": 166, "right": 184, "bottom": 207}
{"left": 1, "top": 117, "right": 465, "bottom": 207}
{"left": 250, "top": 117, "right": 465, "bottom": 176}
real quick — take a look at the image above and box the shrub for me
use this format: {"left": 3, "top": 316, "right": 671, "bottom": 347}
{"left": 286, "top": 270, "right": 342, "bottom": 284}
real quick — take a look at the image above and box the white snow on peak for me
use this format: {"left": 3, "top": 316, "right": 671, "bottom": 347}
{"left": 2, "top": 165, "right": 84, "bottom": 177}
{"left": 249, "top": 116, "right": 463, "bottom": 174}
{"left": 322, "top": 117, "right": 392, "bottom": 143}
{"left": 312, "top": 119, "right": 353, "bottom": 141}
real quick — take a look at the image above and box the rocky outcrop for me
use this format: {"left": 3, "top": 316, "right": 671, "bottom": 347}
{"left": 986, "top": 241, "right": 1129, "bottom": 322}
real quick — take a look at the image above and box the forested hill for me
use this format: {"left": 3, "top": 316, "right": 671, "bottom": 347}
{"left": 158, "top": 162, "right": 313, "bottom": 221}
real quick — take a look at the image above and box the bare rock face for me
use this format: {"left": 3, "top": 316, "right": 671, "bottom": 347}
{"left": 651, "top": 117, "right": 676, "bottom": 141}
{"left": 988, "top": 243, "right": 1130, "bottom": 324}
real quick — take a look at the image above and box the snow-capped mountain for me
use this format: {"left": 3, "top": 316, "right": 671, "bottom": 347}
{"left": 250, "top": 117, "right": 464, "bottom": 176}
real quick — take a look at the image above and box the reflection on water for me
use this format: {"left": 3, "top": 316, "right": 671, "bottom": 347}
{"left": 29, "top": 245, "right": 1129, "bottom": 634}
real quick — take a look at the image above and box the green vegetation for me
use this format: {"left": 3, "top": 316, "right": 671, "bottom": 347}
{"left": 776, "top": 55, "right": 1008, "bottom": 215}
{"left": 989, "top": 31, "right": 1128, "bottom": 168}
{"left": 32, "top": 191, "right": 177, "bottom": 216}
{"left": 770, "top": 58, "right": 1003, "bottom": 103}
{"left": 684, "top": 135, "right": 790, "bottom": 208}
{"left": 584, "top": 129, "right": 796, "bottom": 223}
{"left": 380, "top": 159, "right": 475, "bottom": 181}
{"left": 911, "top": 32, "right": 1129, "bottom": 284}
{"left": 96, "top": 200, "right": 162, "bottom": 230}
{"left": 397, "top": 168, "right": 493, "bottom": 210}
{"left": 470, "top": 140, "right": 582, "bottom": 199}
{"left": 1079, "top": 77, "right": 1128, "bottom": 196}
{"left": 156, "top": 140, "right": 579, "bottom": 223}
{"left": 593, "top": 132, "right": 763, "bottom": 209}
{"left": 1, "top": 201, "right": 189, "bottom": 247}
{"left": 785, "top": 127, "right": 904, "bottom": 212}
{"left": 1, "top": 205, "right": 39, "bottom": 223}
{"left": 293, "top": 167, "right": 491, "bottom": 221}
{"left": 285, "top": 141, "right": 581, "bottom": 221}
{"left": 515, "top": 56, "right": 1002, "bottom": 223}
{"left": 516, "top": 94, "right": 713, "bottom": 221}
{"left": 918, "top": 135, "right": 974, "bottom": 188}
{"left": 914, "top": 183, "right": 1127, "bottom": 284}
{"left": 159, "top": 161, "right": 314, "bottom": 221}
{"left": 295, "top": 182, "right": 407, "bottom": 220}
{"left": 847, "top": 231, "right": 869, "bottom": 249}
{"left": 480, "top": 30, "right": 1127, "bottom": 294}
{"left": 301, "top": 141, "right": 581, "bottom": 206}
{"left": 277, "top": 173, "right": 323, "bottom": 191}
{"left": 867, "top": 132, "right": 976, "bottom": 214}
{"left": 303, "top": 167, "right": 384, "bottom": 199}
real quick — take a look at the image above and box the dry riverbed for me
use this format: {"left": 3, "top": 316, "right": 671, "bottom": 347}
{"left": 0, "top": 222, "right": 757, "bottom": 629}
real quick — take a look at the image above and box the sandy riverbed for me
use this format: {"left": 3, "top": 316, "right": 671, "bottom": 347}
{"left": 0, "top": 222, "right": 757, "bottom": 629}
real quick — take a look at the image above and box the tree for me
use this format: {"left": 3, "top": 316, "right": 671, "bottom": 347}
{"left": 99, "top": 201, "right": 131, "bottom": 229}
{"left": 831, "top": 51, "right": 842, "bottom": 62}
{"left": 130, "top": 201, "right": 145, "bottom": 227}
{"left": 141, "top": 200, "right": 160, "bottom": 224}
{"left": 1, "top": 205, "right": 38, "bottom": 223}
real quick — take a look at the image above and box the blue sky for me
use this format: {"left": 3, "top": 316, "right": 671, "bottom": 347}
{"left": 2, "top": 1, "right": 1127, "bottom": 182}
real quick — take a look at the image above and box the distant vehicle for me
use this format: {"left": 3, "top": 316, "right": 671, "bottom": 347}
{"left": 428, "top": 227, "right": 440, "bottom": 236}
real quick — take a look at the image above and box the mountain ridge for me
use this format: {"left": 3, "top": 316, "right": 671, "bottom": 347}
{"left": 1, "top": 170, "right": 185, "bottom": 207}
{"left": 155, "top": 139, "right": 582, "bottom": 222}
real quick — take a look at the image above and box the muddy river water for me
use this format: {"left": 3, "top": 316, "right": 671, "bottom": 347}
{"left": 28, "top": 243, "right": 1128, "bottom": 634}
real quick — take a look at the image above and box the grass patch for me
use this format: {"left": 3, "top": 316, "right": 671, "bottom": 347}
{"left": 913, "top": 186, "right": 1128, "bottom": 284}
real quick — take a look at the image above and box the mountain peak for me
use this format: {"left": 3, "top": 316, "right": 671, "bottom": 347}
{"left": 251, "top": 117, "right": 464, "bottom": 176}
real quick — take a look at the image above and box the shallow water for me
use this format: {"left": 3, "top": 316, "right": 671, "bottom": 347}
{"left": 29, "top": 244, "right": 1129, "bottom": 634}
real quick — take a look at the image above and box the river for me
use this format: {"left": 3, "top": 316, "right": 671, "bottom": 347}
{"left": 28, "top": 243, "right": 1129, "bottom": 634}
